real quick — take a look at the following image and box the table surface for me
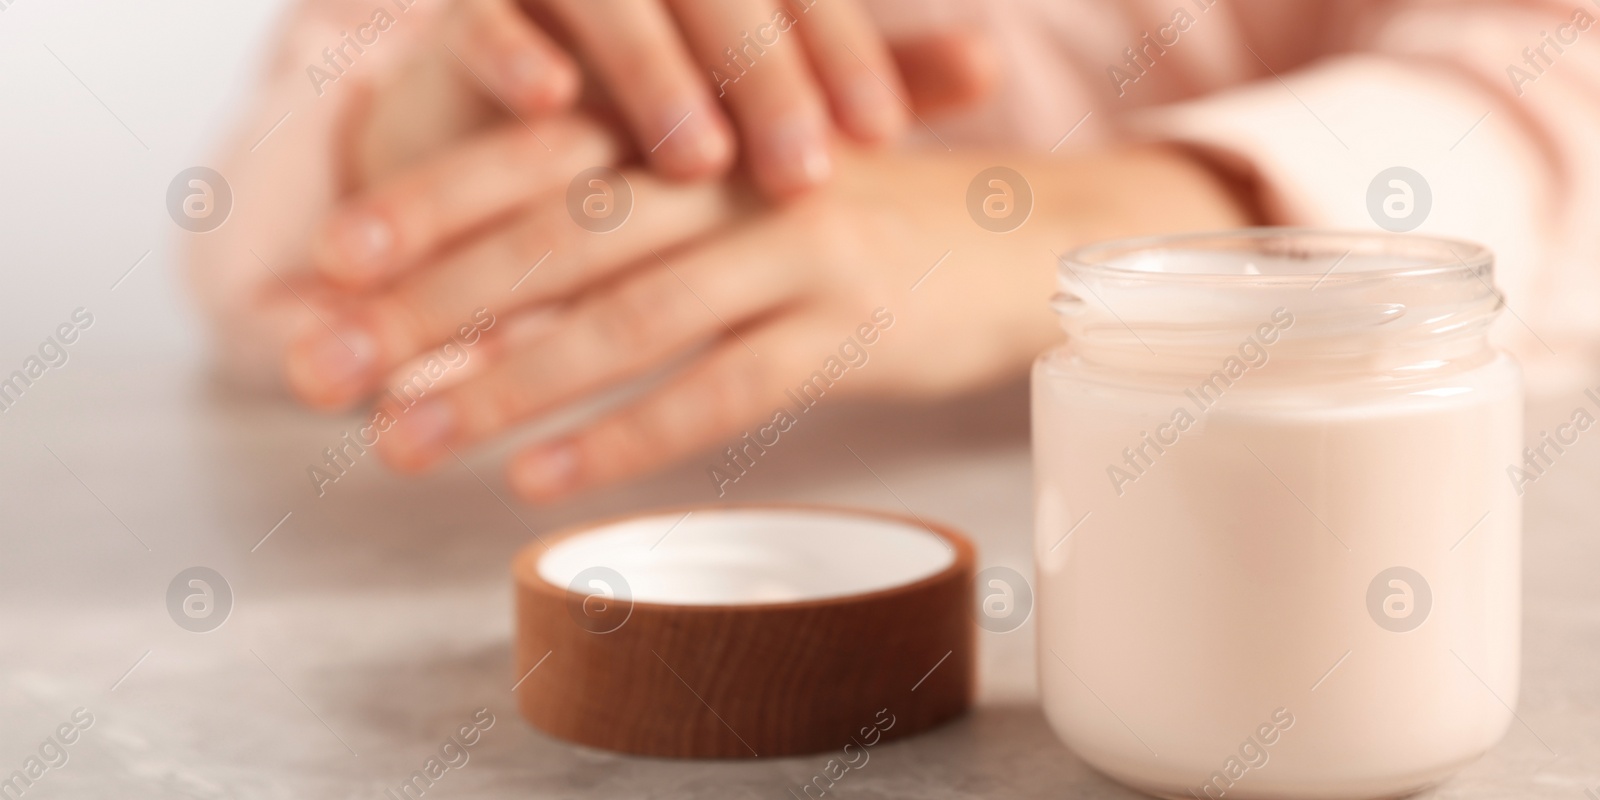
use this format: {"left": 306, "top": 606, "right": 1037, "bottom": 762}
{"left": 0, "top": 358, "right": 1595, "bottom": 799}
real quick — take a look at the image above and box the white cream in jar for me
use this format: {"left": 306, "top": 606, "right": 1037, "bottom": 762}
{"left": 1032, "top": 230, "right": 1521, "bottom": 800}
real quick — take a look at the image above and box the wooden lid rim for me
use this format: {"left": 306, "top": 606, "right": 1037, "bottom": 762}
{"left": 512, "top": 502, "right": 976, "bottom": 613}
{"left": 510, "top": 503, "right": 978, "bottom": 758}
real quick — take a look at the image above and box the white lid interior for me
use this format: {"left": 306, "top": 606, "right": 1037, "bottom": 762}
{"left": 536, "top": 508, "right": 956, "bottom": 606}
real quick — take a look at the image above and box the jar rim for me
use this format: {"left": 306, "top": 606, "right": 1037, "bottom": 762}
{"left": 1061, "top": 228, "right": 1493, "bottom": 288}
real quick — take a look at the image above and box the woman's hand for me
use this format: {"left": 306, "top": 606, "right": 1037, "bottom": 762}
{"left": 186, "top": 0, "right": 987, "bottom": 392}
{"left": 441, "top": 0, "right": 911, "bottom": 196}
{"left": 286, "top": 141, "right": 1254, "bottom": 503}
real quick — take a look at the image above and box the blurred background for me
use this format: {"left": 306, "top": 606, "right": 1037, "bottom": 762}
{"left": 0, "top": 0, "right": 278, "bottom": 356}
{"left": 0, "top": 5, "right": 1044, "bottom": 797}
{"left": 2, "top": 1, "right": 1596, "bottom": 797}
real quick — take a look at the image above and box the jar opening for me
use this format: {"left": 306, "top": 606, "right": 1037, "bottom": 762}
{"left": 1054, "top": 229, "right": 1502, "bottom": 381}
{"left": 1063, "top": 228, "right": 1492, "bottom": 287}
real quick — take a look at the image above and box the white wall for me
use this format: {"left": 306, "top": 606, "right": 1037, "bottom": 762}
{"left": 0, "top": 0, "right": 287, "bottom": 366}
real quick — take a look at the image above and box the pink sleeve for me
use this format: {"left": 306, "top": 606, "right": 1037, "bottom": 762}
{"left": 1129, "top": 2, "right": 1600, "bottom": 381}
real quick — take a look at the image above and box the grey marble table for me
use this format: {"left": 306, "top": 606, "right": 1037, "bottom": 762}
{"left": 0, "top": 358, "right": 1595, "bottom": 799}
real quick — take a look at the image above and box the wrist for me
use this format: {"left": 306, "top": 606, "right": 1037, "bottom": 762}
{"left": 1046, "top": 144, "right": 1259, "bottom": 246}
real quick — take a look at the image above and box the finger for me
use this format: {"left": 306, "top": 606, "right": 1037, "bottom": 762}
{"left": 378, "top": 306, "right": 562, "bottom": 399}
{"left": 285, "top": 172, "right": 746, "bottom": 410}
{"left": 667, "top": 0, "right": 834, "bottom": 197}
{"left": 311, "top": 116, "right": 623, "bottom": 287}
{"left": 791, "top": 0, "right": 907, "bottom": 144}
{"left": 372, "top": 226, "right": 802, "bottom": 472}
{"left": 889, "top": 33, "right": 998, "bottom": 117}
{"left": 545, "top": 0, "right": 735, "bottom": 180}
{"left": 442, "top": 0, "right": 581, "bottom": 114}
{"left": 505, "top": 314, "right": 819, "bottom": 502}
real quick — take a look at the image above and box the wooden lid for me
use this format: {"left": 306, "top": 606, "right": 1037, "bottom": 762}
{"left": 511, "top": 504, "right": 976, "bottom": 758}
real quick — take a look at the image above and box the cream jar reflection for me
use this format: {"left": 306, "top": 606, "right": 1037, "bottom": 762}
{"left": 1032, "top": 230, "right": 1522, "bottom": 800}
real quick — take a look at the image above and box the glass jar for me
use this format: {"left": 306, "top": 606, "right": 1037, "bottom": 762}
{"left": 1032, "top": 230, "right": 1521, "bottom": 800}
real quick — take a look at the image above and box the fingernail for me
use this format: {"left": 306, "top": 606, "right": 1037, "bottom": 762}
{"left": 770, "top": 114, "right": 832, "bottom": 190}
{"left": 506, "top": 49, "right": 543, "bottom": 92}
{"left": 323, "top": 212, "right": 393, "bottom": 280}
{"left": 382, "top": 399, "right": 455, "bottom": 465}
{"left": 512, "top": 441, "right": 578, "bottom": 499}
{"left": 503, "top": 306, "right": 562, "bottom": 343}
{"left": 286, "top": 322, "right": 378, "bottom": 403}
{"left": 653, "top": 106, "right": 732, "bottom": 174}
{"left": 540, "top": 61, "right": 580, "bottom": 108}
